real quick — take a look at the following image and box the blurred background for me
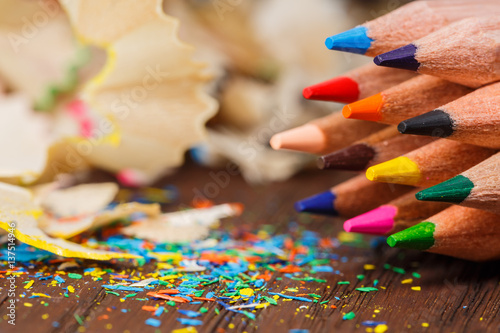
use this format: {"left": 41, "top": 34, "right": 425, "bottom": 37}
{"left": 0, "top": 0, "right": 411, "bottom": 188}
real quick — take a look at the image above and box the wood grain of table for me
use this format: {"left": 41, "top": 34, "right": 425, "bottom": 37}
{"left": 1, "top": 161, "right": 499, "bottom": 333}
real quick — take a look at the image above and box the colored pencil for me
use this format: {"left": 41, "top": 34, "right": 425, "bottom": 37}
{"left": 366, "top": 139, "right": 496, "bottom": 187}
{"left": 416, "top": 152, "right": 500, "bottom": 215}
{"left": 270, "top": 112, "right": 386, "bottom": 155}
{"left": 324, "top": 0, "right": 500, "bottom": 56}
{"left": 342, "top": 75, "right": 472, "bottom": 124}
{"left": 374, "top": 16, "right": 500, "bottom": 88}
{"left": 387, "top": 206, "right": 500, "bottom": 261}
{"left": 294, "top": 174, "right": 413, "bottom": 217}
{"left": 318, "top": 126, "right": 433, "bottom": 171}
{"left": 303, "top": 63, "right": 415, "bottom": 103}
{"left": 343, "top": 190, "right": 450, "bottom": 236}
{"left": 398, "top": 82, "right": 500, "bottom": 149}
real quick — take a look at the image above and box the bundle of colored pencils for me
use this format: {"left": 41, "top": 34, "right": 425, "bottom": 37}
{"left": 271, "top": 0, "right": 500, "bottom": 261}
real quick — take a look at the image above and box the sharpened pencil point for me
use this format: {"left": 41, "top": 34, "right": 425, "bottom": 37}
{"left": 303, "top": 77, "right": 360, "bottom": 103}
{"left": 294, "top": 191, "right": 337, "bottom": 216}
{"left": 319, "top": 144, "right": 375, "bottom": 171}
{"left": 270, "top": 125, "right": 325, "bottom": 153}
{"left": 325, "top": 26, "right": 373, "bottom": 55}
{"left": 387, "top": 221, "right": 435, "bottom": 250}
{"left": 374, "top": 44, "right": 420, "bottom": 71}
{"left": 416, "top": 175, "right": 474, "bottom": 203}
{"left": 344, "top": 205, "right": 397, "bottom": 235}
{"left": 398, "top": 110, "right": 454, "bottom": 137}
{"left": 342, "top": 93, "right": 384, "bottom": 121}
{"left": 366, "top": 157, "right": 421, "bottom": 185}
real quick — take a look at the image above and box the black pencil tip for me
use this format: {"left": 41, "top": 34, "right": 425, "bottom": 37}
{"left": 398, "top": 110, "right": 454, "bottom": 137}
{"left": 374, "top": 44, "right": 420, "bottom": 72}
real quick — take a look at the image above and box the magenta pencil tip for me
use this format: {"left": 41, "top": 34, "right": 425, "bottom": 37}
{"left": 343, "top": 205, "right": 397, "bottom": 235}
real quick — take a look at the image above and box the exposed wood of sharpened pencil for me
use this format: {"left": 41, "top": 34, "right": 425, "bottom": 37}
{"left": 388, "top": 206, "right": 500, "bottom": 261}
{"left": 416, "top": 152, "right": 500, "bottom": 215}
{"left": 366, "top": 139, "right": 496, "bottom": 187}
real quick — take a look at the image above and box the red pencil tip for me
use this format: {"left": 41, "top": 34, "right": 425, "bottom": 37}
{"left": 303, "top": 76, "right": 360, "bottom": 103}
{"left": 302, "top": 87, "right": 314, "bottom": 99}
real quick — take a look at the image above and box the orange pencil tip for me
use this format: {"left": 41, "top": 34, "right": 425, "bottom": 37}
{"left": 342, "top": 93, "right": 384, "bottom": 122}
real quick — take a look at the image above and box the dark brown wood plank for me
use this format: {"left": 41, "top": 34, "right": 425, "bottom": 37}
{"left": 1, "top": 161, "right": 499, "bottom": 333}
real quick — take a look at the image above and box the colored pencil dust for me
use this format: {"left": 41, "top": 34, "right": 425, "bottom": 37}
{"left": 365, "top": 139, "right": 496, "bottom": 187}
{"left": 416, "top": 152, "right": 500, "bottom": 214}
{"left": 325, "top": 0, "right": 500, "bottom": 56}
{"left": 318, "top": 127, "right": 433, "bottom": 171}
{"left": 270, "top": 112, "right": 386, "bottom": 155}
{"left": 399, "top": 82, "right": 500, "bottom": 149}
{"left": 294, "top": 174, "right": 413, "bottom": 217}
{"left": 342, "top": 75, "right": 472, "bottom": 124}
{"left": 375, "top": 16, "right": 500, "bottom": 88}
{"left": 303, "top": 63, "right": 415, "bottom": 103}
{"left": 343, "top": 190, "right": 449, "bottom": 236}
{"left": 387, "top": 206, "right": 500, "bottom": 261}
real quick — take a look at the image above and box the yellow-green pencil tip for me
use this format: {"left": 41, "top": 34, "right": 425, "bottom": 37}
{"left": 387, "top": 221, "right": 436, "bottom": 250}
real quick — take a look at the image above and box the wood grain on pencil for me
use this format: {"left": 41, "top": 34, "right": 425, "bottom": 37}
{"left": 342, "top": 75, "right": 472, "bottom": 124}
{"left": 318, "top": 127, "right": 433, "bottom": 171}
{"left": 270, "top": 112, "right": 386, "bottom": 155}
{"left": 303, "top": 63, "right": 415, "bottom": 103}
{"left": 344, "top": 189, "right": 449, "bottom": 236}
{"left": 375, "top": 17, "right": 500, "bottom": 88}
{"left": 417, "top": 152, "right": 500, "bottom": 214}
{"left": 366, "top": 139, "right": 496, "bottom": 187}
{"left": 399, "top": 82, "right": 500, "bottom": 149}
{"left": 388, "top": 206, "right": 500, "bottom": 261}
{"left": 294, "top": 174, "right": 413, "bottom": 217}
{"left": 325, "top": 0, "right": 500, "bottom": 56}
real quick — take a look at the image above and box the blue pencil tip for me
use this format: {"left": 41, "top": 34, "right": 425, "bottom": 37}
{"left": 294, "top": 191, "right": 337, "bottom": 216}
{"left": 325, "top": 26, "right": 373, "bottom": 55}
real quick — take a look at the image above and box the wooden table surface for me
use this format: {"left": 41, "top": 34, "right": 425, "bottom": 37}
{"left": 1, "top": 161, "right": 499, "bottom": 333}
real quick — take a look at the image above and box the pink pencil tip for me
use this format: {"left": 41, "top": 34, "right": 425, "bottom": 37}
{"left": 343, "top": 205, "right": 397, "bottom": 235}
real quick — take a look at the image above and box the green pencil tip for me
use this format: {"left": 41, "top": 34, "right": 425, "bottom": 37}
{"left": 387, "top": 222, "right": 435, "bottom": 250}
{"left": 416, "top": 175, "right": 473, "bottom": 203}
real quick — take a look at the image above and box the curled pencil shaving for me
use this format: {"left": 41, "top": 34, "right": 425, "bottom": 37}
{"left": 0, "top": 95, "right": 52, "bottom": 184}
{"left": 60, "top": 0, "right": 218, "bottom": 185}
{"left": 0, "top": 182, "right": 140, "bottom": 260}
{"left": 0, "top": 0, "right": 82, "bottom": 110}
{"left": 32, "top": 181, "right": 159, "bottom": 239}
{"left": 122, "top": 203, "right": 243, "bottom": 242}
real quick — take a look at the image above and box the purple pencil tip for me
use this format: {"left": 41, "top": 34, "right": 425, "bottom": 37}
{"left": 374, "top": 44, "right": 420, "bottom": 71}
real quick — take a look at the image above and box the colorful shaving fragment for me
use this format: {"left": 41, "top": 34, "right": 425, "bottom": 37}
{"left": 177, "top": 318, "right": 203, "bottom": 326}
{"left": 145, "top": 318, "right": 161, "bottom": 327}
{"left": 178, "top": 310, "right": 201, "bottom": 318}
{"left": 268, "top": 292, "right": 313, "bottom": 302}
{"left": 356, "top": 287, "right": 378, "bottom": 292}
{"left": 343, "top": 312, "right": 356, "bottom": 320}
{"left": 102, "top": 285, "right": 143, "bottom": 292}
{"left": 0, "top": 194, "right": 425, "bottom": 331}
